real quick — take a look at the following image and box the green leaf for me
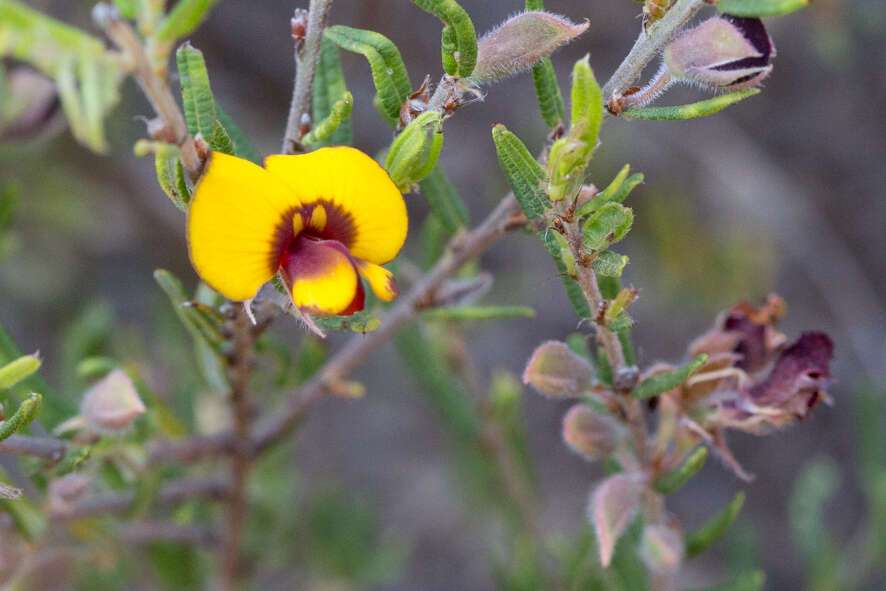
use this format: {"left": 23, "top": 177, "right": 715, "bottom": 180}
{"left": 540, "top": 231, "right": 591, "bottom": 318}
{"left": 631, "top": 354, "right": 708, "bottom": 398}
{"left": 324, "top": 26, "right": 411, "bottom": 127}
{"left": 0, "top": 393, "right": 41, "bottom": 441}
{"left": 531, "top": 58, "right": 565, "bottom": 128}
{"left": 207, "top": 120, "right": 234, "bottom": 154}
{"left": 385, "top": 110, "right": 443, "bottom": 191}
{"left": 525, "top": 0, "right": 544, "bottom": 10}
{"left": 623, "top": 89, "right": 761, "bottom": 121}
{"left": 313, "top": 311, "right": 381, "bottom": 334}
{"left": 569, "top": 55, "right": 603, "bottom": 152}
{"left": 0, "top": 354, "right": 41, "bottom": 390}
{"left": 420, "top": 214, "right": 450, "bottom": 270}
{"left": 154, "top": 270, "right": 224, "bottom": 355}
{"left": 155, "top": 0, "right": 220, "bottom": 41}
{"left": 215, "top": 102, "right": 261, "bottom": 163}
{"left": 175, "top": 42, "right": 216, "bottom": 138}
{"left": 154, "top": 145, "right": 189, "bottom": 211}
{"left": 311, "top": 36, "right": 353, "bottom": 148}
{"left": 147, "top": 542, "right": 206, "bottom": 591}
{"left": 112, "top": 0, "right": 139, "bottom": 19}
{"left": 421, "top": 305, "right": 535, "bottom": 321}
{"left": 303, "top": 91, "right": 353, "bottom": 146}
{"left": 410, "top": 0, "right": 477, "bottom": 77}
{"left": 585, "top": 235, "right": 631, "bottom": 273}
{"left": 419, "top": 166, "right": 470, "bottom": 234}
{"left": 0, "top": 322, "right": 69, "bottom": 424}
{"left": 717, "top": 0, "right": 808, "bottom": 17}
{"left": 0, "top": 466, "right": 46, "bottom": 540}
{"left": 582, "top": 202, "right": 633, "bottom": 252}
{"left": 492, "top": 124, "right": 548, "bottom": 219}
{"left": 654, "top": 446, "right": 708, "bottom": 494}
{"left": 609, "top": 172, "right": 644, "bottom": 204}
{"left": 0, "top": 0, "right": 123, "bottom": 152}
{"left": 395, "top": 326, "right": 479, "bottom": 438}
{"left": 686, "top": 491, "right": 746, "bottom": 557}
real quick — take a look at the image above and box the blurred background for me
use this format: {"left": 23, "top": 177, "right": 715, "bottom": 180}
{"left": 1, "top": 0, "right": 885, "bottom": 589}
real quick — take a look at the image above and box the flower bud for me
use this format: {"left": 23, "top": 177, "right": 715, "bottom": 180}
{"left": 80, "top": 369, "right": 146, "bottom": 433}
{"left": 384, "top": 110, "right": 443, "bottom": 192}
{"left": 0, "top": 65, "right": 64, "bottom": 142}
{"left": 639, "top": 522, "right": 684, "bottom": 575}
{"left": 663, "top": 15, "right": 774, "bottom": 90}
{"left": 589, "top": 473, "right": 644, "bottom": 567}
{"left": 522, "top": 341, "right": 594, "bottom": 398}
{"left": 562, "top": 404, "right": 621, "bottom": 461}
{"left": 472, "top": 12, "right": 588, "bottom": 83}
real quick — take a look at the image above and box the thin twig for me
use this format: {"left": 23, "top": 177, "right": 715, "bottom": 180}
{"left": 0, "top": 434, "right": 66, "bottom": 461}
{"left": 601, "top": 0, "right": 707, "bottom": 102}
{"left": 281, "top": 0, "right": 336, "bottom": 154}
{"left": 220, "top": 307, "right": 256, "bottom": 590}
{"left": 55, "top": 477, "right": 230, "bottom": 522}
{"left": 101, "top": 12, "right": 202, "bottom": 177}
{"left": 119, "top": 521, "right": 218, "bottom": 547}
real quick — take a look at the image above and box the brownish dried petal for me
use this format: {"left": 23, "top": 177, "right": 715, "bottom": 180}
{"left": 748, "top": 332, "right": 834, "bottom": 408}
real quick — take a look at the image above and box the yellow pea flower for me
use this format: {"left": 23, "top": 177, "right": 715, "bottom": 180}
{"left": 187, "top": 147, "right": 407, "bottom": 316}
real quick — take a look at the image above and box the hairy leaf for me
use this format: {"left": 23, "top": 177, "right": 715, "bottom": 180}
{"left": 623, "top": 89, "right": 760, "bottom": 120}
{"left": 410, "top": 0, "right": 477, "bottom": 77}
{"left": 419, "top": 166, "right": 469, "bottom": 234}
{"left": 686, "top": 491, "right": 746, "bottom": 557}
{"left": 324, "top": 26, "right": 411, "bottom": 127}
{"left": 717, "top": 0, "right": 808, "bottom": 17}
{"left": 312, "top": 36, "right": 353, "bottom": 147}
{"left": 492, "top": 124, "right": 547, "bottom": 218}
{"left": 155, "top": 0, "right": 220, "bottom": 41}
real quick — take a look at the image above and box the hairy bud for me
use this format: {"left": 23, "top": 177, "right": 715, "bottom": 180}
{"left": 80, "top": 369, "right": 146, "bottom": 433}
{"left": 663, "top": 15, "right": 775, "bottom": 90}
{"left": 640, "top": 522, "right": 685, "bottom": 575}
{"left": 523, "top": 341, "right": 594, "bottom": 398}
{"left": 0, "top": 65, "right": 63, "bottom": 142}
{"left": 472, "top": 12, "right": 588, "bottom": 83}
{"left": 562, "top": 404, "right": 621, "bottom": 461}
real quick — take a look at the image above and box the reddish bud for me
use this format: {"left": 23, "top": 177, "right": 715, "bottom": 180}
{"left": 472, "top": 11, "right": 588, "bottom": 83}
{"left": 523, "top": 341, "right": 594, "bottom": 398}
{"left": 0, "top": 65, "right": 63, "bottom": 142}
{"left": 640, "top": 522, "right": 684, "bottom": 575}
{"left": 663, "top": 15, "right": 775, "bottom": 90}
{"left": 589, "top": 473, "right": 644, "bottom": 567}
{"left": 562, "top": 404, "right": 621, "bottom": 461}
{"left": 80, "top": 369, "right": 146, "bottom": 433}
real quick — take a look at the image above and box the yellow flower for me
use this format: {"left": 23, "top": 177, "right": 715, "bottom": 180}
{"left": 187, "top": 147, "right": 407, "bottom": 316}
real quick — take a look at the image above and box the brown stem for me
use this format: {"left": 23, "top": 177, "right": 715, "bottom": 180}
{"left": 120, "top": 522, "right": 218, "bottom": 547}
{"left": 0, "top": 434, "right": 66, "bottom": 461}
{"left": 281, "top": 0, "right": 335, "bottom": 154}
{"left": 220, "top": 307, "right": 255, "bottom": 590}
{"left": 101, "top": 13, "right": 201, "bottom": 177}
{"left": 55, "top": 477, "right": 230, "bottom": 521}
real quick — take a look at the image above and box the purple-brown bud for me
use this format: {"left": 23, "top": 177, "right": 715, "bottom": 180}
{"left": 523, "top": 341, "right": 594, "bottom": 398}
{"left": 80, "top": 369, "right": 146, "bottom": 433}
{"left": 472, "top": 11, "right": 588, "bottom": 83}
{"left": 562, "top": 404, "right": 621, "bottom": 461}
{"left": 0, "top": 64, "right": 63, "bottom": 142}
{"left": 663, "top": 15, "right": 775, "bottom": 90}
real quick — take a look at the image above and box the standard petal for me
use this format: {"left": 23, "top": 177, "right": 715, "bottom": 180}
{"left": 264, "top": 147, "right": 408, "bottom": 264}
{"left": 357, "top": 260, "right": 399, "bottom": 302}
{"left": 188, "top": 152, "right": 302, "bottom": 300}
{"left": 282, "top": 236, "right": 360, "bottom": 316}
